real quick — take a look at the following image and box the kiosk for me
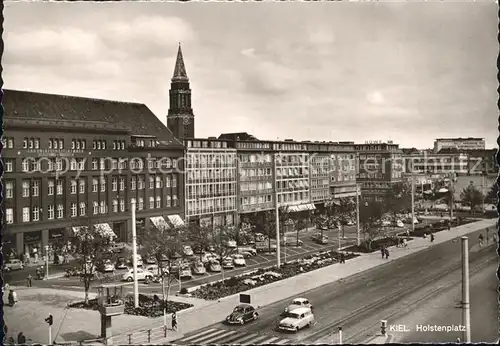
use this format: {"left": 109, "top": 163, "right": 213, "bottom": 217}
{"left": 96, "top": 283, "right": 126, "bottom": 345}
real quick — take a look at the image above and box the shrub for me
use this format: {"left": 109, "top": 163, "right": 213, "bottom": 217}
{"left": 179, "top": 287, "right": 188, "bottom": 294}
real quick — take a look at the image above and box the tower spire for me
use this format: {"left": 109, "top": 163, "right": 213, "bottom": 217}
{"left": 172, "top": 43, "right": 189, "bottom": 82}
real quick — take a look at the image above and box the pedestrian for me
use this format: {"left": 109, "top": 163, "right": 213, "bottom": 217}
{"left": 406, "top": 229, "right": 410, "bottom": 237}
{"left": 171, "top": 312, "right": 178, "bottom": 331}
{"left": 384, "top": 248, "right": 389, "bottom": 259}
{"left": 380, "top": 246, "right": 385, "bottom": 259}
{"left": 403, "top": 238, "right": 407, "bottom": 248}
{"left": 26, "top": 274, "right": 32, "bottom": 288}
{"left": 17, "top": 332, "right": 26, "bottom": 344}
{"left": 493, "top": 233, "right": 498, "bottom": 245}
{"left": 4, "top": 283, "right": 10, "bottom": 294}
{"left": 447, "top": 223, "right": 451, "bottom": 231}
{"left": 478, "top": 234, "right": 484, "bottom": 247}
{"left": 340, "top": 252, "right": 345, "bottom": 264}
{"left": 486, "top": 228, "right": 490, "bottom": 244}
{"left": 430, "top": 233, "right": 435, "bottom": 243}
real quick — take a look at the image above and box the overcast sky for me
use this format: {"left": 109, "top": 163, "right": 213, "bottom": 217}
{"left": 4, "top": 2, "right": 498, "bottom": 149}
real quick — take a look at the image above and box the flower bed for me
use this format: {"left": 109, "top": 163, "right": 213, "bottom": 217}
{"left": 407, "top": 218, "right": 476, "bottom": 238}
{"left": 342, "top": 236, "right": 412, "bottom": 253}
{"left": 190, "top": 250, "right": 358, "bottom": 301}
{"left": 68, "top": 294, "right": 193, "bottom": 318}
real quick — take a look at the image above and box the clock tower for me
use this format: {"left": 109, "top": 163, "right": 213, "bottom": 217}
{"left": 167, "top": 43, "right": 195, "bottom": 139}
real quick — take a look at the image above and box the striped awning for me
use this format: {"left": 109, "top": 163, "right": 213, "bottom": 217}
{"left": 287, "top": 203, "right": 316, "bottom": 212}
{"left": 150, "top": 216, "right": 170, "bottom": 230}
{"left": 72, "top": 223, "right": 116, "bottom": 239}
{"left": 167, "top": 214, "right": 185, "bottom": 228}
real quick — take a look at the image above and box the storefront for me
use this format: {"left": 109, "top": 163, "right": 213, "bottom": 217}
{"left": 113, "top": 221, "right": 128, "bottom": 243}
{"left": 3, "top": 233, "right": 17, "bottom": 258}
{"left": 24, "top": 231, "right": 42, "bottom": 257}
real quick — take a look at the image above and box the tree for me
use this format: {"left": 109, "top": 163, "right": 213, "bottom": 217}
{"left": 290, "top": 212, "right": 308, "bottom": 246}
{"left": 484, "top": 183, "right": 498, "bottom": 205}
{"left": 71, "top": 222, "right": 114, "bottom": 304}
{"left": 262, "top": 211, "right": 276, "bottom": 253}
{"left": 460, "top": 184, "right": 484, "bottom": 218}
{"left": 359, "top": 202, "right": 384, "bottom": 250}
{"left": 385, "top": 182, "right": 412, "bottom": 231}
{"left": 188, "top": 224, "right": 212, "bottom": 260}
{"left": 138, "top": 223, "right": 184, "bottom": 322}
{"left": 210, "top": 224, "right": 238, "bottom": 283}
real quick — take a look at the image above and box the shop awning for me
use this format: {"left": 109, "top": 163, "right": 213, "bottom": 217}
{"left": 72, "top": 223, "right": 116, "bottom": 239}
{"left": 150, "top": 216, "right": 170, "bottom": 230}
{"left": 167, "top": 214, "right": 185, "bottom": 228}
{"left": 287, "top": 205, "right": 300, "bottom": 212}
{"left": 287, "top": 203, "right": 316, "bottom": 212}
{"left": 438, "top": 188, "right": 449, "bottom": 193}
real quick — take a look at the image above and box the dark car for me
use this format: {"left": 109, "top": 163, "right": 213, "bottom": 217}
{"left": 193, "top": 245, "right": 204, "bottom": 254}
{"left": 225, "top": 304, "right": 259, "bottom": 325}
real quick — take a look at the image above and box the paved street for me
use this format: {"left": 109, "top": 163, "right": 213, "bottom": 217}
{"left": 25, "top": 225, "right": 365, "bottom": 293}
{"left": 170, "top": 229, "right": 495, "bottom": 345}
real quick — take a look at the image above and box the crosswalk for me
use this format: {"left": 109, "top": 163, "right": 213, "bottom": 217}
{"left": 173, "top": 327, "right": 293, "bottom": 345}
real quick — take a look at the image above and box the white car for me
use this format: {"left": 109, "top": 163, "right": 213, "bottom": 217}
{"left": 382, "top": 220, "right": 391, "bottom": 227}
{"left": 232, "top": 254, "right": 246, "bottom": 266}
{"left": 396, "top": 220, "right": 404, "bottom": 228}
{"left": 3, "top": 259, "right": 24, "bottom": 272}
{"left": 225, "top": 240, "right": 237, "bottom": 248}
{"left": 179, "top": 265, "right": 193, "bottom": 279}
{"left": 192, "top": 261, "right": 207, "bottom": 275}
{"left": 278, "top": 307, "right": 315, "bottom": 332}
{"left": 222, "top": 258, "right": 235, "bottom": 269}
{"left": 284, "top": 298, "right": 313, "bottom": 314}
{"left": 237, "top": 247, "right": 257, "bottom": 257}
{"left": 129, "top": 255, "right": 143, "bottom": 267}
{"left": 103, "top": 260, "right": 115, "bottom": 273}
{"left": 183, "top": 245, "right": 194, "bottom": 257}
{"left": 347, "top": 220, "right": 354, "bottom": 226}
{"left": 122, "top": 268, "right": 154, "bottom": 282}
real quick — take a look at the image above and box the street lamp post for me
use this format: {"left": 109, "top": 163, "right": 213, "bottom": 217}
{"left": 131, "top": 199, "right": 139, "bottom": 308}
{"left": 356, "top": 184, "right": 361, "bottom": 246}
{"left": 461, "top": 236, "right": 471, "bottom": 343}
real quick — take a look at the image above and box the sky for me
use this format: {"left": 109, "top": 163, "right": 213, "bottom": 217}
{"left": 3, "top": 2, "right": 498, "bottom": 149}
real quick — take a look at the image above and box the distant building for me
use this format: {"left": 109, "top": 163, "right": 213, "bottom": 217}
{"left": 433, "top": 137, "right": 485, "bottom": 153}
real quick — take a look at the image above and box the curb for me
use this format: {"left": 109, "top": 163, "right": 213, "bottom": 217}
{"left": 364, "top": 334, "right": 393, "bottom": 344}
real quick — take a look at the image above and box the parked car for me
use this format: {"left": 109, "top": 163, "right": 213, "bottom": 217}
{"left": 100, "top": 260, "right": 115, "bottom": 273}
{"left": 183, "top": 245, "right": 194, "bottom": 257}
{"left": 382, "top": 220, "right": 391, "bottom": 227}
{"left": 128, "top": 255, "right": 143, "bottom": 267}
{"left": 311, "top": 233, "right": 328, "bottom": 245}
{"left": 277, "top": 307, "right": 315, "bottom": 332}
{"left": 208, "top": 260, "right": 222, "bottom": 272}
{"left": 3, "top": 259, "right": 24, "bottom": 272}
{"left": 193, "top": 245, "right": 204, "bottom": 254}
{"left": 179, "top": 265, "right": 193, "bottom": 279}
{"left": 346, "top": 220, "right": 354, "bottom": 226}
{"left": 222, "top": 258, "right": 235, "bottom": 269}
{"left": 281, "top": 239, "right": 303, "bottom": 247}
{"left": 122, "top": 268, "right": 154, "bottom": 282}
{"left": 254, "top": 233, "right": 266, "bottom": 242}
{"left": 206, "top": 245, "right": 216, "bottom": 252}
{"left": 283, "top": 298, "right": 313, "bottom": 314}
{"left": 115, "top": 257, "right": 128, "bottom": 270}
{"left": 110, "top": 242, "right": 126, "bottom": 253}
{"left": 144, "top": 264, "right": 160, "bottom": 275}
{"left": 192, "top": 261, "right": 206, "bottom": 275}
{"left": 237, "top": 247, "right": 257, "bottom": 257}
{"left": 232, "top": 254, "right": 246, "bottom": 266}
{"left": 225, "top": 304, "right": 259, "bottom": 325}
{"left": 144, "top": 257, "right": 156, "bottom": 265}
{"left": 225, "top": 240, "right": 237, "bottom": 248}
{"left": 255, "top": 241, "right": 277, "bottom": 252}
{"left": 396, "top": 220, "right": 405, "bottom": 228}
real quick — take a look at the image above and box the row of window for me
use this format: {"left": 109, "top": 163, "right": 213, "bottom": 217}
{"left": 23, "top": 137, "right": 41, "bottom": 149}
{"left": 3, "top": 137, "right": 14, "bottom": 148}
{"left": 186, "top": 170, "right": 236, "bottom": 181}
{"left": 241, "top": 195, "right": 273, "bottom": 206}
{"left": 310, "top": 178, "right": 329, "bottom": 189}
{"left": 331, "top": 174, "right": 356, "bottom": 182}
{"left": 357, "top": 173, "right": 384, "bottom": 179}
{"left": 277, "top": 192, "right": 309, "bottom": 204}
{"left": 186, "top": 140, "right": 229, "bottom": 149}
{"left": 311, "top": 190, "right": 330, "bottom": 201}
{"left": 186, "top": 197, "right": 237, "bottom": 216}
{"left": 185, "top": 154, "right": 237, "bottom": 167}
{"left": 239, "top": 154, "right": 273, "bottom": 163}
{"left": 240, "top": 181, "right": 273, "bottom": 191}
{"left": 6, "top": 196, "right": 180, "bottom": 224}
{"left": 112, "top": 141, "right": 126, "bottom": 150}
{"left": 276, "top": 179, "right": 310, "bottom": 190}
{"left": 133, "top": 139, "right": 160, "bottom": 148}
{"left": 239, "top": 168, "right": 273, "bottom": 178}
{"left": 71, "top": 139, "right": 87, "bottom": 150}
{"left": 276, "top": 167, "right": 309, "bottom": 177}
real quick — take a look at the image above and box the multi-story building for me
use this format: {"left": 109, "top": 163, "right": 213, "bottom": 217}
{"left": 355, "top": 141, "right": 403, "bottom": 202}
{"left": 183, "top": 138, "right": 238, "bottom": 227}
{"left": 433, "top": 137, "right": 485, "bottom": 153}
{"left": 2, "top": 89, "right": 185, "bottom": 256}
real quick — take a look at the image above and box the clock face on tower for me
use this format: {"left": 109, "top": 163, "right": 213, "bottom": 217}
{"left": 183, "top": 115, "right": 190, "bottom": 125}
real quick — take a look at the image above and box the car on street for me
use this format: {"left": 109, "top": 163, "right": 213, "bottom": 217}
{"left": 225, "top": 304, "right": 259, "bottom": 325}
{"left": 99, "top": 260, "right": 115, "bottom": 273}
{"left": 281, "top": 239, "right": 303, "bottom": 247}
{"left": 283, "top": 298, "right": 313, "bottom": 314}
{"left": 222, "top": 257, "right": 235, "bottom": 269}
{"left": 201, "top": 253, "right": 216, "bottom": 264}
{"left": 208, "top": 260, "right": 222, "bottom": 272}
{"left": 144, "top": 257, "right": 156, "bottom": 265}
{"left": 255, "top": 241, "right": 277, "bottom": 252}
{"left": 382, "top": 220, "right": 391, "bottom": 227}
{"left": 277, "top": 307, "right": 315, "bottom": 332}
{"left": 237, "top": 247, "right": 257, "bottom": 257}
{"left": 3, "top": 259, "right": 24, "bottom": 272}
{"left": 311, "top": 233, "right": 328, "bottom": 244}
{"left": 179, "top": 264, "right": 193, "bottom": 279}
{"left": 144, "top": 264, "right": 160, "bottom": 275}
{"left": 122, "top": 268, "right": 154, "bottom": 282}
{"left": 192, "top": 261, "right": 206, "bottom": 275}
{"left": 396, "top": 220, "right": 405, "bottom": 228}
{"left": 115, "top": 257, "right": 128, "bottom": 270}
{"left": 232, "top": 254, "right": 246, "bottom": 266}
{"left": 225, "top": 240, "right": 237, "bottom": 248}
{"left": 183, "top": 245, "right": 194, "bottom": 257}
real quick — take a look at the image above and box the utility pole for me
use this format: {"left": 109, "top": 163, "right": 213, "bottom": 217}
{"left": 131, "top": 199, "right": 139, "bottom": 308}
{"left": 45, "top": 245, "right": 50, "bottom": 280}
{"left": 356, "top": 184, "right": 361, "bottom": 246}
{"left": 461, "top": 236, "right": 471, "bottom": 343}
{"left": 450, "top": 173, "right": 455, "bottom": 223}
{"left": 275, "top": 191, "right": 281, "bottom": 268}
{"left": 411, "top": 168, "right": 415, "bottom": 233}
{"left": 338, "top": 326, "right": 343, "bottom": 345}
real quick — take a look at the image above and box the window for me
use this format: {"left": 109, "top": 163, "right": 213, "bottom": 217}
{"left": 149, "top": 176, "right": 154, "bottom": 189}
{"left": 22, "top": 180, "right": 30, "bottom": 197}
{"left": 155, "top": 176, "right": 162, "bottom": 189}
{"left": 47, "top": 179, "right": 55, "bottom": 195}
{"left": 34, "top": 138, "right": 40, "bottom": 149}
{"left": 71, "top": 203, "right": 77, "bottom": 217}
{"left": 102, "top": 141, "right": 106, "bottom": 150}
{"left": 119, "top": 198, "right": 125, "bottom": 212}
{"left": 166, "top": 177, "right": 171, "bottom": 188}
{"left": 93, "top": 201, "right": 99, "bottom": 215}
{"left": 113, "top": 199, "right": 119, "bottom": 213}
{"left": 172, "top": 176, "right": 177, "bottom": 187}
{"left": 100, "top": 201, "right": 107, "bottom": 214}
{"left": 119, "top": 177, "right": 125, "bottom": 191}
{"left": 56, "top": 158, "right": 63, "bottom": 171}
{"left": 70, "top": 159, "right": 77, "bottom": 170}
{"left": 23, "top": 207, "right": 30, "bottom": 222}
{"left": 5, "top": 182, "right": 13, "bottom": 198}
{"left": 23, "top": 138, "right": 28, "bottom": 148}
{"left": 22, "top": 159, "right": 29, "bottom": 172}
{"left": 100, "top": 178, "right": 106, "bottom": 192}
{"left": 166, "top": 195, "right": 171, "bottom": 207}
{"left": 56, "top": 179, "right": 63, "bottom": 195}
{"left": 5, "top": 159, "right": 13, "bottom": 172}
{"left": 79, "top": 202, "right": 86, "bottom": 216}
{"left": 92, "top": 159, "right": 98, "bottom": 170}
{"left": 82, "top": 140, "right": 86, "bottom": 150}
{"left": 173, "top": 195, "right": 178, "bottom": 207}
{"left": 48, "top": 205, "right": 55, "bottom": 220}
{"left": 112, "top": 177, "right": 118, "bottom": 191}
{"left": 5, "top": 208, "right": 13, "bottom": 224}
{"left": 57, "top": 204, "right": 64, "bottom": 219}
{"left": 156, "top": 196, "right": 161, "bottom": 208}
{"left": 92, "top": 179, "right": 98, "bottom": 192}
{"left": 131, "top": 177, "right": 136, "bottom": 190}
{"left": 79, "top": 179, "right": 86, "bottom": 194}
{"left": 32, "top": 180, "right": 39, "bottom": 197}
{"left": 100, "top": 158, "right": 105, "bottom": 170}
{"left": 70, "top": 179, "right": 77, "bottom": 194}
{"left": 149, "top": 197, "right": 155, "bottom": 209}
{"left": 138, "top": 177, "right": 144, "bottom": 190}
{"left": 72, "top": 140, "right": 76, "bottom": 150}
{"left": 138, "top": 197, "right": 144, "bottom": 210}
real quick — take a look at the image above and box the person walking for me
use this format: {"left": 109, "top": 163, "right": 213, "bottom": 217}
{"left": 380, "top": 246, "right": 385, "bottom": 259}
{"left": 340, "top": 252, "right": 346, "bottom": 264}
{"left": 171, "top": 312, "right": 178, "bottom": 331}
{"left": 26, "top": 274, "right": 32, "bottom": 288}
{"left": 17, "top": 332, "right": 26, "bottom": 344}
{"left": 384, "top": 248, "right": 389, "bottom": 259}
{"left": 430, "top": 233, "right": 435, "bottom": 243}
{"left": 403, "top": 238, "right": 408, "bottom": 248}
{"left": 478, "top": 234, "right": 484, "bottom": 247}
{"left": 486, "top": 228, "right": 490, "bottom": 244}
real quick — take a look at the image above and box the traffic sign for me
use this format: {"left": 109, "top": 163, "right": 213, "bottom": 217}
{"left": 240, "top": 294, "right": 250, "bottom": 304}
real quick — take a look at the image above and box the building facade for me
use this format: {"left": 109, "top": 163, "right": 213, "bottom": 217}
{"left": 433, "top": 137, "right": 485, "bottom": 153}
{"left": 3, "top": 89, "right": 185, "bottom": 256}
{"left": 355, "top": 142, "right": 403, "bottom": 202}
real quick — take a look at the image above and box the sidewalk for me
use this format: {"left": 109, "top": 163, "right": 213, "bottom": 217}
{"left": 114, "top": 218, "right": 495, "bottom": 342}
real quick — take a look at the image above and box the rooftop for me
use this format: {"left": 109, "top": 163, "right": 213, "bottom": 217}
{"left": 3, "top": 89, "right": 183, "bottom": 148}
